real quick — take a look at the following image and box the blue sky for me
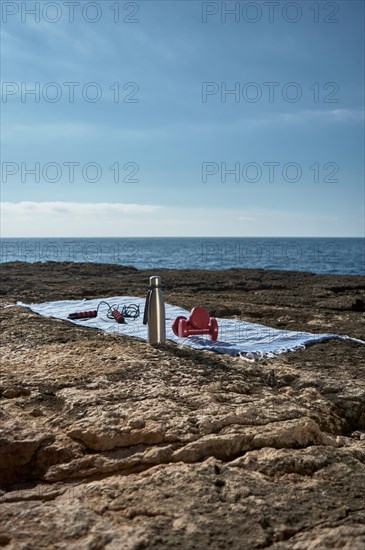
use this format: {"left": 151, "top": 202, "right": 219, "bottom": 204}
{"left": 1, "top": 0, "right": 364, "bottom": 237}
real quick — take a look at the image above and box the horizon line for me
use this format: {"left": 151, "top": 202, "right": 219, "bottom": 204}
{"left": 0, "top": 236, "right": 363, "bottom": 240}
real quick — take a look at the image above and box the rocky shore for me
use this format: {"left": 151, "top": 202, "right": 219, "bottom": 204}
{"left": 1, "top": 262, "right": 364, "bottom": 549}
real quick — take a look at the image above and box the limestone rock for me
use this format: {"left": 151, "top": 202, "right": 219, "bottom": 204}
{"left": 1, "top": 263, "right": 365, "bottom": 548}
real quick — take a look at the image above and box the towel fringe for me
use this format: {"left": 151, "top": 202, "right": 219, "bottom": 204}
{"left": 238, "top": 342, "right": 308, "bottom": 362}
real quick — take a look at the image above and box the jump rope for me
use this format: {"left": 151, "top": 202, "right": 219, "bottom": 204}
{"left": 68, "top": 301, "right": 140, "bottom": 324}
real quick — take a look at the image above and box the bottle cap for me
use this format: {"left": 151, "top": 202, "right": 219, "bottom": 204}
{"left": 149, "top": 276, "right": 161, "bottom": 287}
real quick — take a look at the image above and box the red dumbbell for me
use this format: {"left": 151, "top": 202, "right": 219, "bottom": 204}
{"left": 172, "top": 307, "right": 218, "bottom": 341}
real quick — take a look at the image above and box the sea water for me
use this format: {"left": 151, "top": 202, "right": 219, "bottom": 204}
{"left": 0, "top": 237, "right": 364, "bottom": 275}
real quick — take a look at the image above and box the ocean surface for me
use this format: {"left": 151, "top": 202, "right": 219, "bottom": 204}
{"left": 0, "top": 238, "right": 364, "bottom": 275}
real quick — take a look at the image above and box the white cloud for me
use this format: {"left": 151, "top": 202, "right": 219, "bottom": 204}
{"left": 239, "top": 108, "right": 365, "bottom": 127}
{"left": 1, "top": 201, "right": 361, "bottom": 237}
{"left": 1, "top": 201, "right": 160, "bottom": 216}
{"left": 278, "top": 108, "right": 364, "bottom": 123}
{"left": 3, "top": 108, "right": 363, "bottom": 147}
{"left": 237, "top": 216, "right": 256, "bottom": 221}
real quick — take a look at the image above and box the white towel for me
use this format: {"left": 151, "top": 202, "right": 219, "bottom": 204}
{"left": 17, "top": 296, "right": 365, "bottom": 362}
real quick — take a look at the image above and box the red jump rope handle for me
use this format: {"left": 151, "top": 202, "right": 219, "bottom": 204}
{"left": 68, "top": 310, "right": 98, "bottom": 320}
{"left": 112, "top": 310, "right": 125, "bottom": 324}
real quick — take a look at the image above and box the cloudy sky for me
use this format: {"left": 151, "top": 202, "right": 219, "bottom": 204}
{"left": 1, "top": 0, "right": 364, "bottom": 237}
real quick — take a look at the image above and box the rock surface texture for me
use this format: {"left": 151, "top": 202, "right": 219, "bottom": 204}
{"left": 0, "top": 262, "right": 364, "bottom": 549}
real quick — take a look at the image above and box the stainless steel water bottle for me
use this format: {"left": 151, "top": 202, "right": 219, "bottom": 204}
{"left": 143, "top": 276, "right": 166, "bottom": 344}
